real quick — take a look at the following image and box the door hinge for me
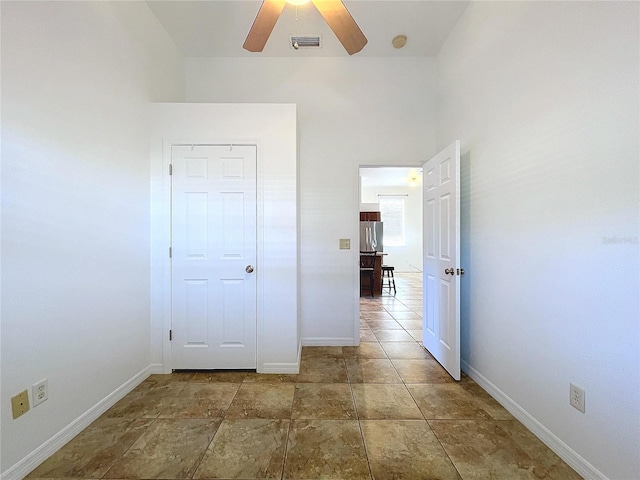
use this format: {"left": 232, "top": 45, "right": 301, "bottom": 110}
{"left": 169, "top": 329, "right": 172, "bottom": 341}
{"left": 169, "top": 164, "right": 173, "bottom": 175}
{"left": 169, "top": 247, "right": 172, "bottom": 258}
{"left": 457, "top": 268, "right": 465, "bottom": 276}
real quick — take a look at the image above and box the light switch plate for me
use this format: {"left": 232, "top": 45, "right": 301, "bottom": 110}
{"left": 339, "top": 239, "right": 351, "bottom": 250}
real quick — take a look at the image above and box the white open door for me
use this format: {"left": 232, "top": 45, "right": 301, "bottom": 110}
{"left": 422, "top": 141, "right": 461, "bottom": 381}
{"left": 171, "top": 145, "right": 257, "bottom": 370}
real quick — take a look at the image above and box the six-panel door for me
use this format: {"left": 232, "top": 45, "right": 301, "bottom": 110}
{"left": 171, "top": 145, "right": 257, "bottom": 369}
{"left": 422, "top": 141, "right": 461, "bottom": 381}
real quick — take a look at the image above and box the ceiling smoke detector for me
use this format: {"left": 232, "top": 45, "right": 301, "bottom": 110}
{"left": 290, "top": 35, "right": 322, "bottom": 49}
{"left": 392, "top": 34, "right": 407, "bottom": 49}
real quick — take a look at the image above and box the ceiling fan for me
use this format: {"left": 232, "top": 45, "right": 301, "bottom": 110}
{"left": 243, "top": 0, "right": 368, "bottom": 55}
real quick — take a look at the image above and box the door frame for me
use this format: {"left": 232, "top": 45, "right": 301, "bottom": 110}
{"left": 158, "top": 139, "right": 264, "bottom": 373}
{"left": 353, "top": 163, "right": 425, "bottom": 344}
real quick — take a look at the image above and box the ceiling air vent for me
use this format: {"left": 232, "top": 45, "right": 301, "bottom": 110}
{"left": 290, "top": 35, "right": 322, "bottom": 50}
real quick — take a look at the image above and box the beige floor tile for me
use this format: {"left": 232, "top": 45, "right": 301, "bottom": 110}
{"left": 383, "top": 304, "right": 411, "bottom": 313}
{"left": 373, "top": 329, "right": 416, "bottom": 342}
{"left": 361, "top": 420, "right": 461, "bottom": 480}
{"left": 145, "top": 372, "right": 195, "bottom": 384}
{"left": 301, "top": 346, "right": 345, "bottom": 358}
{"left": 404, "top": 308, "right": 424, "bottom": 314}
{"left": 352, "top": 384, "right": 423, "bottom": 420}
{"left": 360, "top": 328, "right": 378, "bottom": 342}
{"left": 190, "top": 370, "right": 249, "bottom": 383}
{"left": 398, "top": 300, "right": 423, "bottom": 308}
{"left": 379, "top": 293, "right": 404, "bottom": 311}
{"left": 292, "top": 383, "right": 356, "bottom": 419}
{"left": 368, "top": 320, "right": 404, "bottom": 330}
{"left": 360, "top": 306, "right": 387, "bottom": 315}
{"left": 429, "top": 419, "right": 543, "bottom": 480}
{"left": 460, "top": 381, "right": 514, "bottom": 420}
{"left": 346, "top": 358, "right": 403, "bottom": 384}
{"left": 104, "top": 382, "right": 188, "bottom": 419}
{"left": 392, "top": 359, "right": 456, "bottom": 384}
{"left": 226, "top": 383, "right": 295, "bottom": 419}
{"left": 27, "top": 418, "right": 152, "bottom": 478}
{"left": 389, "top": 311, "right": 423, "bottom": 321}
{"left": 363, "top": 311, "right": 395, "bottom": 320}
{"left": 380, "top": 342, "right": 433, "bottom": 360}
{"left": 283, "top": 420, "right": 371, "bottom": 479}
{"left": 297, "top": 356, "right": 348, "bottom": 383}
{"left": 498, "top": 420, "right": 583, "bottom": 480}
{"left": 408, "top": 383, "right": 492, "bottom": 420}
{"left": 103, "top": 418, "right": 220, "bottom": 479}
{"left": 244, "top": 372, "right": 299, "bottom": 383}
{"left": 395, "top": 319, "right": 423, "bottom": 330}
{"left": 343, "top": 342, "right": 388, "bottom": 359}
{"left": 406, "top": 329, "right": 423, "bottom": 342}
{"left": 158, "top": 382, "right": 240, "bottom": 418}
{"left": 194, "top": 419, "right": 289, "bottom": 479}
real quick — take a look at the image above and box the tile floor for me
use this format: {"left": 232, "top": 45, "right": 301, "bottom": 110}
{"left": 27, "top": 273, "right": 582, "bottom": 479}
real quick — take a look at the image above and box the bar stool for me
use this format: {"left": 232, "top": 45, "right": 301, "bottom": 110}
{"left": 381, "top": 265, "right": 396, "bottom": 295}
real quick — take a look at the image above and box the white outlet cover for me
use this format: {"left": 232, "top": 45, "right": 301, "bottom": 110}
{"left": 32, "top": 379, "right": 48, "bottom": 407}
{"left": 570, "top": 383, "right": 585, "bottom": 413}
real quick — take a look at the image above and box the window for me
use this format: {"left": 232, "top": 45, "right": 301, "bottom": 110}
{"left": 379, "top": 196, "right": 405, "bottom": 246}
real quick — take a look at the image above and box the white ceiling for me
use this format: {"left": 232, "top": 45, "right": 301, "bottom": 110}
{"left": 146, "top": 0, "right": 470, "bottom": 57}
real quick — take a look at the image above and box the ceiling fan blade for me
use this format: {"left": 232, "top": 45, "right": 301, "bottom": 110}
{"left": 311, "top": 0, "right": 367, "bottom": 55}
{"left": 243, "top": 0, "right": 287, "bottom": 52}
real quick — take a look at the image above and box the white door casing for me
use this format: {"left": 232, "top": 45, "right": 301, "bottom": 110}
{"left": 171, "top": 145, "right": 257, "bottom": 369}
{"left": 422, "top": 141, "right": 461, "bottom": 381}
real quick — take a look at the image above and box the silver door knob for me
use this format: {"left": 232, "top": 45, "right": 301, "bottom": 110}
{"left": 444, "top": 268, "right": 455, "bottom": 275}
{"left": 245, "top": 265, "right": 254, "bottom": 273}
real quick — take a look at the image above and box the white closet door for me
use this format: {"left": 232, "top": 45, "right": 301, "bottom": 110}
{"left": 171, "top": 145, "right": 257, "bottom": 369}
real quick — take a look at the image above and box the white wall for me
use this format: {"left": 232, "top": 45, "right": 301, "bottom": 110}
{"left": 361, "top": 185, "right": 422, "bottom": 272}
{"left": 185, "top": 57, "right": 436, "bottom": 344}
{"left": 437, "top": 2, "right": 639, "bottom": 479}
{"left": 149, "top": 103, "right": 299, "bottom": 373}
{"left": 0, "top": 2, "right": 184, "bottom": 477}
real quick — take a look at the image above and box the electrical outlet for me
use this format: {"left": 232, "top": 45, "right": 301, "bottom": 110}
{"left": 339, "top": 238, "right": 351, "bottom": 250}
{"left": 32, "top": 379, "right": 48, "bottom": 407}
{"left": 570, "top": 383, "right": 585, "bottom": 413}
{"left": 11, "top": 390, "right": 30, "bottom": 419}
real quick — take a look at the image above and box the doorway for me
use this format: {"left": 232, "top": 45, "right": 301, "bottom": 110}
{"left": 357, "top": 166, "right": 424, "bottom": 340}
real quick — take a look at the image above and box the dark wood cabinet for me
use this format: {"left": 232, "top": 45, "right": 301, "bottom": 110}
{"left": 360, "top": 252, "right": 383, "bottom": 296}
{"left": 359, "top": 211, "right": 381, "bottom": 221}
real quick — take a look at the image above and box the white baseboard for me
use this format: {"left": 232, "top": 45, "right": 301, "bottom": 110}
{"left": 257, "top": 341, "right": 301, "bottom": 374}
{"left": 259, "top": 362, "right": 300, "bottom": 374}
{"left": 301, "top": 337, "right": 356, "bottom": 346}
{"left": 148, "top": 362, "right": 167, "bottom": 374}
{"left": 461, "top": 360, "right": 607, "bottom": 480}
{"left": 1, "top": 366, "right": 152, "bottom": 480}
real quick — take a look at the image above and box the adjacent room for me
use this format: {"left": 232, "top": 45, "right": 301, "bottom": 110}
{"left": 2, "top": 1, "right": 638, "bottom": 479}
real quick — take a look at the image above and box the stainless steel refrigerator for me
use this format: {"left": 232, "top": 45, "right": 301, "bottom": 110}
{"left": 359, "top": 221, "right": 384, "bottom": 252}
